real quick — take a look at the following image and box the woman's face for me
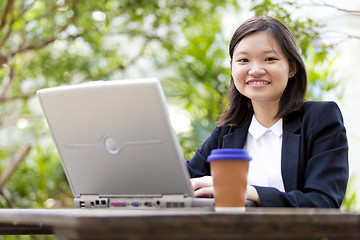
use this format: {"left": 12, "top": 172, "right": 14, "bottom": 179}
{"left": 231, "top": 31, "right": 293, "bottom": 106}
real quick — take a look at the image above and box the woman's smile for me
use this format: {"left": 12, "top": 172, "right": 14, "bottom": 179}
{"left": 246, "top": 79, "right": 271, "bottom": 86}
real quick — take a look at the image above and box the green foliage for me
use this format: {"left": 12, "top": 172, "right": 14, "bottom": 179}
{"left": 341, "top": 175, "right": 359, "bottom": 211}
{"left": 0, "top": 144, "right": 73, "bottom": 208}
{"left": 0, "top": 0, "right": 353, "bottom": 211}
{"left": 9, "top": 145, "right": 72, "bottom": 208}
{"left": 162, "top": 10, "right": 231, "bottom": 156}
{"left": 0, "top": 235, "right": 55, "bottom": 240}
{"left": 305, "top": 47, "right": 344, "bottom": 100}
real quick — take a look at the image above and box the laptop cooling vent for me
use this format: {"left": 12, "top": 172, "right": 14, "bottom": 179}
{"left": 166, "top": 202, "right": 185, "bottom": 208}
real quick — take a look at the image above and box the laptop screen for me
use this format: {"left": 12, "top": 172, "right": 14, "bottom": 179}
{"left": 37, "top": 78, "right": 193, "bottom": 198}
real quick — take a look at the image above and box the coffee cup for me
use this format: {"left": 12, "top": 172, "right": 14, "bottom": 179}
{"left": 207, "top": 148, "right": 252, "bottom": 212}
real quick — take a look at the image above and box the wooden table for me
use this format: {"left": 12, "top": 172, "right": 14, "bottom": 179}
{"left": 0, "top": 208, "right": 359, "bottom": 239}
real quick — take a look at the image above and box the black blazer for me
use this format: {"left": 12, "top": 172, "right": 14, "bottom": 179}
{"left": 187, "top": 101, "right": 349, "bottom": 208}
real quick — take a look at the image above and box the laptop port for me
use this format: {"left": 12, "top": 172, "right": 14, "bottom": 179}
{"left": 131, "top": 202, "right": 140, "bottom": 207}
{"left": 144, "top": 202, "right": 153, "bottom": 207}
{"left": 111, "top": 202, "right": 126, "bottom": 207}
{"left": 80, "top": 201, "right": 85, "bottom": 208}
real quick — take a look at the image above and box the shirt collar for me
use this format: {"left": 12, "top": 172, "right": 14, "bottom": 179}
{"left": 248, "top": 115, "right": 283, "bottom": 140}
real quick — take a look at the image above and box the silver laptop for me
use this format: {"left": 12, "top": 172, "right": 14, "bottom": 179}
{"left": 37, "top": 78, "right": 214, "bottom": 209}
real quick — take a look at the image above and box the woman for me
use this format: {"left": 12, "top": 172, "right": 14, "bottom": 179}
{"left": 187, "top": 16, "right": 348, "bottom": 208}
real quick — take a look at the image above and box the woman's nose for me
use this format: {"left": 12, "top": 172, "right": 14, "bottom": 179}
{"left": 248, "top": 63, "right": 266, "bottom": 77}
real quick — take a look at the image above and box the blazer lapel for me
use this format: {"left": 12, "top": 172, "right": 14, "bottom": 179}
{"left": 282, "top": 115, "right": 301, "bottom": 192}
{"left": 222, "top": 118, "right": 252, "bottom": 148}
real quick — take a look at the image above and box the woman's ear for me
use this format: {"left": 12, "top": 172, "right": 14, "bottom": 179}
{"left": 289, "top": 71, "right": 295, "bottom": 78}
{"left": 289, "top": 62, "right": 297, "bottom": 78}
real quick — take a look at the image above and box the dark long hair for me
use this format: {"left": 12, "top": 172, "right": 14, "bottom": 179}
{"left": 218, "top": 16, "right": 307, "bottom": 127}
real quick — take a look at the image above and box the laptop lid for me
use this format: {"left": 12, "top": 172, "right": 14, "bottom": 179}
{"left": 37, "top": 78, "right": 194, "bottom": 199}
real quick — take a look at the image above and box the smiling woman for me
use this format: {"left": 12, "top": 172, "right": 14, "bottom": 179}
{"left": 221, "top": 16, "right": 307, "bottom": 128}
{"left": 186, "top": 16, "right": 349, "bottom": 208}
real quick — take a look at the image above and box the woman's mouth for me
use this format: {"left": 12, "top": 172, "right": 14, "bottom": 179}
{"left": 246, "top": 80, "right": 270, "bottom": 85}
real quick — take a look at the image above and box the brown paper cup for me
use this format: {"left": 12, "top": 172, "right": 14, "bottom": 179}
{"left": 207, "top": 149, "right": 251, "bottom": 212}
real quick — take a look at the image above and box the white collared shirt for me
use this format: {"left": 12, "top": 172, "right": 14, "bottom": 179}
{"left": 244, "top": 115, "right": 285, "bottom": 192}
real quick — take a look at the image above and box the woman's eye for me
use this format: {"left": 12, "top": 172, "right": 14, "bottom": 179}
{"left": 266, "top": 57, "right": 278, "bottom": 61}
{"left": 237, "top": 59, "right": 249, "bottom": 63}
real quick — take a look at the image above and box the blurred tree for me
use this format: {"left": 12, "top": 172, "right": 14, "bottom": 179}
{"left": 0, "top": 0, "right": 349, "bottom": 212}
{"left": 0, "top": 0, "right": 238, "bottom": 208}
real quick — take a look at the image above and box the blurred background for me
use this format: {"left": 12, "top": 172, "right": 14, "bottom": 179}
{"left": 0, "top": 0, "right": 359, "bottom": 225}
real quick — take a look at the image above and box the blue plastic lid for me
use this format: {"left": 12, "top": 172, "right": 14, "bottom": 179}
{"left": 207, "top": 148, "right": 252, "bottom": 162}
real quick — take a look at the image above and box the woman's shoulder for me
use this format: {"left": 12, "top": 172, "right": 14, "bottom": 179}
{"left": 302, "top": 100, "right": 339, "bottom": 109}
{"left": 300, "top": 100, "right": 344, "bottom": 121}
{"left": 298, "top": 100, "right": 341, "bottom": 115}
{"left": 285, "top": 101, "right": 343, "bottom": 124}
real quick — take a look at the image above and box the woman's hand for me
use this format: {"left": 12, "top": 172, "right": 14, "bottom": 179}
{"left": 190, "top": 176, "right": 262, "bottom": 205}
{"left": 246, "top": 185, "right": 261, "bottom": 206}
{"left": 190, "top": 176, "right": 214, "bottom": 198}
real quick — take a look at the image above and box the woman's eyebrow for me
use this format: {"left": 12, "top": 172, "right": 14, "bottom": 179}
{"left": 233, "top": 49, "right": 281, "bottom": 57}
{"left": 262, "top": 49, "right": 281, "bottom": 55}
{"left": 233, "top": 51, "right": 248, "bottom": 56}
